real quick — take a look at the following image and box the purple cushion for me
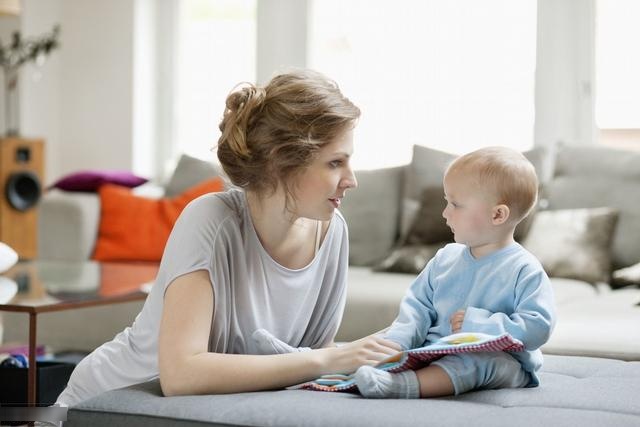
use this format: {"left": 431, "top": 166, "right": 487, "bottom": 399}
{"left": 49, "top": 170, "right": 148, "bottom": 192}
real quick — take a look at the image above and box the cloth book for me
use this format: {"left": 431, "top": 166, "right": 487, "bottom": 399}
{"left": 291, "top": 332, "right": 524, "bottom": 393}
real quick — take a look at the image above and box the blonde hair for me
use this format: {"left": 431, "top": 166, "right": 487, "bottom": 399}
{"left": 446, "top": 146, "right": 538, "bottom": 222}
{"left": 217, "top": 69, "right": 360, "bottom": 202}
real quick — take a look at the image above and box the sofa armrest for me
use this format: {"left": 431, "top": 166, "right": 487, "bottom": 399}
{"left": 38, "top": 190, "right": 100, "bottom": 261}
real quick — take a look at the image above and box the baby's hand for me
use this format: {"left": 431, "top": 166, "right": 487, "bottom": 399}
{"left": 450, "top": 309, "right": 466, "bottom": 333}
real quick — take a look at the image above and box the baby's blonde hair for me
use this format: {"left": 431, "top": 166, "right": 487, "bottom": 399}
{"left": 445, "top": 146, "right": 538, "bottom": 222}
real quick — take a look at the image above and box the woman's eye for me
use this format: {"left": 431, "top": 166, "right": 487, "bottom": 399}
{"left": 329, "top": 160, "right": 342, "bottom": 168}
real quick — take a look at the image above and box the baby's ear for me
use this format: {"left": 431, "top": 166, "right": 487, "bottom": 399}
{"left": 491, "top": 204, "right": 510, "bottom": 225}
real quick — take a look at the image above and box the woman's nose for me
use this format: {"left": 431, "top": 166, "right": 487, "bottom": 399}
{"left": 342, "top": 168, "right": 357, "bottom": 189}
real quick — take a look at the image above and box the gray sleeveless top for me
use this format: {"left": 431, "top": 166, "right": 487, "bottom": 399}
{"left": 57, "top": 189, "right": 349, "bottom": 406}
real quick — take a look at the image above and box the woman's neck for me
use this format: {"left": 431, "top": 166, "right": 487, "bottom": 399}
{"left": 246, "top": 190, "right": 319, "bottom": 269}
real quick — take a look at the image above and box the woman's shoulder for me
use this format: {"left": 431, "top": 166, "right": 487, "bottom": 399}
{"left": 178, "top": 188, "right": 246, "bottom": 229}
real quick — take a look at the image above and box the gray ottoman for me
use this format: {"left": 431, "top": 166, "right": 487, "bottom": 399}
{"left": 67, "top": 355, "right": 640, "bottom": 427}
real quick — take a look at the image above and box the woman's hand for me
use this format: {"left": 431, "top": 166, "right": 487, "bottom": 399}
{"left": 317, "top": 334, "right": 402, "bottom": 375}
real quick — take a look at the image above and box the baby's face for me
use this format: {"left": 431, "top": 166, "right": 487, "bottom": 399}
{"left": 442, "top": 171, "right": 498, "bottom": 248}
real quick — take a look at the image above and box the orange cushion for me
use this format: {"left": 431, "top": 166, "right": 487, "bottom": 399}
{"left": 92, "top": 178, "right": 224, "bottom": 261}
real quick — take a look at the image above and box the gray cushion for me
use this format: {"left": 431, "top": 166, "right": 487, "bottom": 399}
{"left": 403, "top": 186, "right": 452, "bottom": 245}
{"left": 165, "top": 154, "right": 223, "bottom": 197}
{"left": 522, "top": 207, "right": 619, "bottom": 284}
{"left": 67, "top": 355, "right": 640, "bottom": 427}
{"left": 340, "top": 166, "right": 405, "bottom": 266}
{"left": 543, "top": 145, "right": 640, "bottom": 269}
{"left": 612, "top": 262, "right": 640, "bottom": 287}
{"left": 373, "top": 243, "right": 447, "bottom": 274}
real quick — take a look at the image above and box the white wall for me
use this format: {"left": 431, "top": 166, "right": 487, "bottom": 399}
{"left": 19, "top": 0, "right": 134, "bottom": 184}
{"left": 0, "top": 13, "right": 21, "bottom": 134}
{"left": 6, "top": 0, "right": 597, "bottom": 184}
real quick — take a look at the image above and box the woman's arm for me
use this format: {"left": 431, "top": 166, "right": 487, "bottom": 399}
{"left": 158, "top": 270, "right": 399, "bottom": 396}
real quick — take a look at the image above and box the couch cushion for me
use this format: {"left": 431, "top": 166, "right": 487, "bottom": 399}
{"left": 404, "top": 186, "right": 452, "bottom": 245}
{"left": 92, "top": 178, "right": 224, "bottom": 261}
{"left": 543, "top": 145, "right": 640, "bottom": 269}
{"left": 612, "top": 261, "right": 640, "bottom": 287}
{"left": 522, "top": 207, "right": 619, "bottom": 284}
{"left": 67, "top": 355, "right": 640, "bottom": 427}
{"left": 373, "top": 243, "right": 448, "bottom": 275}
{"left": 339, "top": 166, "right": 405, "bottom": 266}
{"left": 164, "top": 154, "right": 224, "bottom": 197}
{"left": 336, "top": 267, "right": 414, "bottom": 341}
{"left": 543, "top": 285, "right": 640, "bottom": 361}
{"left": 49, "top": 170, "right": 148, "bottom": 192}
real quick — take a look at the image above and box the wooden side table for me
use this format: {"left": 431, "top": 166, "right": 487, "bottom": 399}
{"left": 0, "top": 260, "right": 158, "bottom": 405}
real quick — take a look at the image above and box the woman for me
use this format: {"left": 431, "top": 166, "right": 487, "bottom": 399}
{"left": 57, "top": 69, "right": 400, "bottom": 406}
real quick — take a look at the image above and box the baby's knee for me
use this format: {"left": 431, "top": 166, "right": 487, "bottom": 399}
{"left": 481, "top": 353, "right": 530, "bottom": 390}
{"left": 432, "top": 352, "right": 528, "bottom": 395}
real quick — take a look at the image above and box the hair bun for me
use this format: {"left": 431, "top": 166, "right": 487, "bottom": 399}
{"left": 227, "top": 84, "right": 266, "bottom": 114}
{"left": 219, "top": 83, "right": 267, "bottom": 158}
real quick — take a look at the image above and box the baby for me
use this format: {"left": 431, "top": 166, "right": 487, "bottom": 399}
{"left": 353, "top": 146, "right": 556, "bottom": 398}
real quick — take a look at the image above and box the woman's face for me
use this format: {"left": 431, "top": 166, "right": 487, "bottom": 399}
{"left": 291, "top": 129, "right": 358, "bottom": 221}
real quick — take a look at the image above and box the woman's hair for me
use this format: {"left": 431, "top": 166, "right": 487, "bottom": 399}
{"left": 217, "top": 69, "right": 360, "bottom": 201}
{"left": 446, "top": 146, "right": 539, "bottom": 222}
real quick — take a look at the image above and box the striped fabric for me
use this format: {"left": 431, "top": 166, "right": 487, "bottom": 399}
{"left": 292, "top": 333, "right": 524, "bottom": 393}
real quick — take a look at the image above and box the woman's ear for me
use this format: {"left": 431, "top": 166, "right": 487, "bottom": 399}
{"left": 492, "top": 204, "right": 510, "bottom": 225}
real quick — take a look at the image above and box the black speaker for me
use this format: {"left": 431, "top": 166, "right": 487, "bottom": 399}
{"left": 0, "top": 138, "right": 44, "bottom": 259}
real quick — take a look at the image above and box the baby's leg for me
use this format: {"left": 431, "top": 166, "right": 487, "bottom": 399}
{"left": 432, "top": 352, "right": 530, "bottom": 395}
{"left": 414, "top": 364, "right": 455, "bottom": 397}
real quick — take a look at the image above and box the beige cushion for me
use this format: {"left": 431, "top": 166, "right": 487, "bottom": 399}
{"left": 543, "top": 145, "right": 640, "bottom": 269}
{"left": 522, "top": 207, "right": 619, "bottom": 284}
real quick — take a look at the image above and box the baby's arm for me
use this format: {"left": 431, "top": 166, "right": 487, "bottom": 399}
{"left": 461, "top": 268, "right": 555, "bottom": 349}
{"left": 384, "top": 261, "right": 438, "bottom": 350}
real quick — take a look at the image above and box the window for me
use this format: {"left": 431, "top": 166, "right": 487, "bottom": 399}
{"left": 174, "top": 0, "right": 256, "bottom": 161}
{"left": 595, "top": 0, "right": 640, "bottom": 150}
{"left": 308, "top": 0, "right": 537, "bottom": 169}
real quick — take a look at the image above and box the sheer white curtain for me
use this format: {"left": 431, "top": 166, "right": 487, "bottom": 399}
{"left": 308, "top": 0, "right": 537, "bottom": 169}
{"left": 173, "top": 0, "right": 256, "bottom": 163}
{"left": 595, "top": 0, "right": 640, "bottom": 129}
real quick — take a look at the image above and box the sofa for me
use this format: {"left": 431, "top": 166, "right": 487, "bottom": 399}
{"left": 3, "top": 144, "right": 640, "bottom": 425}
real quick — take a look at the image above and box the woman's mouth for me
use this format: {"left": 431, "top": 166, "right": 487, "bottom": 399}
{"left": 329, "top": 198, "right": 341, "bottom": 208}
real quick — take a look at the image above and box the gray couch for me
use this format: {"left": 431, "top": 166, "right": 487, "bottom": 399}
{"left": 5, "top": 145, "right": 640, "bottom": 425}
{"left": 66, "top": 355, "right": 640, "bottom": 427}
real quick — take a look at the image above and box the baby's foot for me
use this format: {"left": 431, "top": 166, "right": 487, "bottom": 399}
{"left": 354, "top": 365, "right": 420, "bottom": 399}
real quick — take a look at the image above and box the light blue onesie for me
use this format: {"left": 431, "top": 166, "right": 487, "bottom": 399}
{"left": 384, "top": 242, "right": 556, "bottom": 394}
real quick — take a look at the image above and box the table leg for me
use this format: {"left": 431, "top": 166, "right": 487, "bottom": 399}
{"left": 27, "top": 312, "right": 37, "bottom": 406}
